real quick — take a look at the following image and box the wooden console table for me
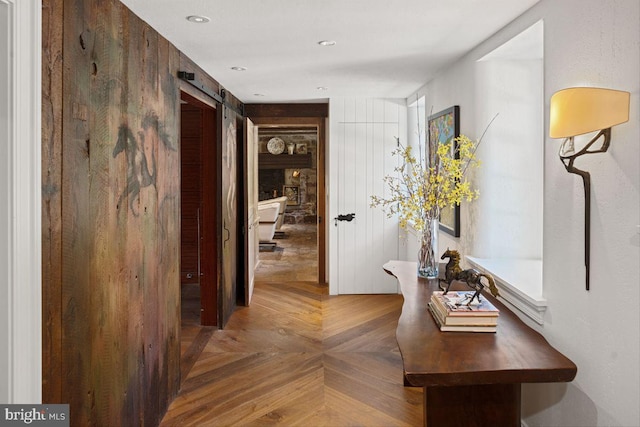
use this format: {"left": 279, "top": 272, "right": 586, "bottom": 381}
{"left": 384, "top": 260, "right": 577, "bottom": 427}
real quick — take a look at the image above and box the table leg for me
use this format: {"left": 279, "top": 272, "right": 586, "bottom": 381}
{"left": 423, "top": 383, "right": 521, "bottom": 427}
{"left": 403, "top": 372, "right": 412, "bottom": 387}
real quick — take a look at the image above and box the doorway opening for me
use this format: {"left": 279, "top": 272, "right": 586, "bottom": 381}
{"left": 179, "top": 91, "right": 218, "bottom": 333}
{"left": 255, "top": 126, "right": 320, "bottom": 283}
{"left": 249, "top": 116, "right": 327, "bottom": 286}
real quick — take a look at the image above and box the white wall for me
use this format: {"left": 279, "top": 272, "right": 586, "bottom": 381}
{"left": 0, "top": 0, "right": 42, "bottom": 404}
{"left": 408, "top": 1, "right": 639, "bottom": 426}
{"left": 475, "top": 56, "right": 543, "bottom": 259}
{"left": 399, "top": 98, "right": 426, "bottom": 262}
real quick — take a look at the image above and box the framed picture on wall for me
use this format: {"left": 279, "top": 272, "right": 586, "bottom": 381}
{"left": 283, "top": 185, "right": 300, "bottom": 206}
{"left": 295, "top": 142, "right": 307, "bottom": 154}
{"left": 428, "top": 105, "right": 461, "bottom": 237}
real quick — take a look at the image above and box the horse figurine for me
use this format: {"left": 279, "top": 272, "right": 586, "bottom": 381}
{"left": 439, "top": 249, "right": 500, "bottom": 305}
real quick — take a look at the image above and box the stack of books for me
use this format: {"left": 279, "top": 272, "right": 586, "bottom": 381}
{"left": 428, "top": 290, "right": 499, "bottom": 333}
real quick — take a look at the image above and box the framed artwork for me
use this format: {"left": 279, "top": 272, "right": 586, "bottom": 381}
{"left": 283, "top": 185, "right": 300, "bottom": 206}
{"left": 295, "top": 142, "right": 307, "bottom": 154}
{"left": 428, "top": 106, "right": 460, "bottom": 237}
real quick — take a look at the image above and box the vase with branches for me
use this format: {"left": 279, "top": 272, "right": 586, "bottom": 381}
{"left": 370, "top": 117, "right": 493, "bottom": 278}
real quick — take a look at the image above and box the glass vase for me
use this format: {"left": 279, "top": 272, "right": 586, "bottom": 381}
{"left": 417, "top": 217, "right": 439, "bottom": 278}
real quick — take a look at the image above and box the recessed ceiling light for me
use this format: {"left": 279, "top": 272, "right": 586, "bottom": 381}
{"left": 317, "top": 86, "right": 328, "bottom": 91}
{"left": 231, "top": 66, "right": 247, "bottom": 71}
{"left": 318, "top": 40, "right": 336, "bottom": 46}
{"left": 186, "top": 15, "right": 210, "bottom": 24}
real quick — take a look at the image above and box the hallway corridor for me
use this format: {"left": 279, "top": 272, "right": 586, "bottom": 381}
{"left": 164, "top": 225, "right": 421, "bottom": 426}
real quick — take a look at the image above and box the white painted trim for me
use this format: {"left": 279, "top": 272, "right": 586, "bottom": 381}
{"left": 0, "top": 0, "right": 14, "bottom": 405}
{"left": 2, "top": 0, "right": 42, "bottom": 403}
{"left": 466, "top": 256, "right": 547, "bottom": 325}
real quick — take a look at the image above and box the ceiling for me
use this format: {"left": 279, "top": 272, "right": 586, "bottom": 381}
{"left": 120, "top": 0, "right": 539, "bottom": 104}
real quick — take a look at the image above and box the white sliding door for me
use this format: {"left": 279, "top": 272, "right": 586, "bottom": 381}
{"left": 245, "top": 118, "right": 259, "bottom": 304}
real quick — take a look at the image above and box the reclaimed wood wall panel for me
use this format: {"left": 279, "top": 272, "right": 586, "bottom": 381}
{"left": 42, "top": 0, "right": 182, "bottom": 424}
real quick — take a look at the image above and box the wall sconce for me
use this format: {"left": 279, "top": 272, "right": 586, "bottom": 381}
{"left": 549, "top": 87, "right": 630, "bottom": 290}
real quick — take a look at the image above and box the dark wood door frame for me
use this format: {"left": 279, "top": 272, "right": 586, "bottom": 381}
{"left": 180, "top": 91, "right": 218, "bottom": 326}
{"left": 246, "top": 112, "right": 327, "bottom": 284}
{"left": 237, "top": 116, "right": 249, "bottom": 306}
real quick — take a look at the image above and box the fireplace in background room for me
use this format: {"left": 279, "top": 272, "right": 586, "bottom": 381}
{"left": 259, "top": 169, "right": 285, "bottom": 201}
{"left": 257, "top": 129, "right": 318, "bottom": 224}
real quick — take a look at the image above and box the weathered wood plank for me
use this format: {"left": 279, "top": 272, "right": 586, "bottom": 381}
{"left": 164, "top": 34, "right": 182, "bottom": 398}
{"left": 61, "top": 0, "right": 93, "bottom": 424}
{"left": 41, "top": 0, "right": 64, "bottom": 404}
{"left": 152, "top": 29, "right": 181, "bottom": 424}
{"left": 91, "top": 7, "right": 116, "bottom": 420}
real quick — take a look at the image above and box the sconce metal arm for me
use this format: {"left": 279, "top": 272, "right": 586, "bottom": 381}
{"left": 558, "top": 127, "right": 611, "bottom": 291}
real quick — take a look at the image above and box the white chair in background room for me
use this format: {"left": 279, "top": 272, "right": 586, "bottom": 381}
{"left": 258, "top": 202, "right": 280, "bottom": 251}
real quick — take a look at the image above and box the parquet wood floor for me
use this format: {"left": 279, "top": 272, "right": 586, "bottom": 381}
{"left": 163, "top": 225, "right": 422, "bottom": 426}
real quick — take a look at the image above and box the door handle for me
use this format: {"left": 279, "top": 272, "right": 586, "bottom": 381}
{"left": 223, "top": 220, "right": 231, "bottom": 245}
{"left": 197, "top": 208, "right": 203, "bottom": 276}
{"left": 334, "top": 213, "right": 355, "bottom": 226}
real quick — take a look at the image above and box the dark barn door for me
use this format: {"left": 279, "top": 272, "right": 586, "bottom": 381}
{"left": 218, "top": 106, "right": 238, "bottom": 326}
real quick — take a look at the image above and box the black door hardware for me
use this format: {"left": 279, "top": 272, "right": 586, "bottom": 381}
{"left": 334, "top": 213, "right": 356, "bottom": 226}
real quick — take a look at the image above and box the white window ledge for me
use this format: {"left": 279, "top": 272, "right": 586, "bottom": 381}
{"left": 465, "top": 257, "right": 546, "bottom": 325}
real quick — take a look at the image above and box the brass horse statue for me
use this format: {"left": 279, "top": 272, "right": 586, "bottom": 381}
{"left": 439, "top": 249, "right": 500, "bottom": 305}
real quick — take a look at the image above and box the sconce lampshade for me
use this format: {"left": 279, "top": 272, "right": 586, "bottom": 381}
{"left": 549, "top": 87, "right": 630, "bottom": 138}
